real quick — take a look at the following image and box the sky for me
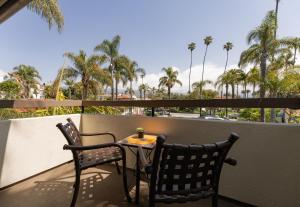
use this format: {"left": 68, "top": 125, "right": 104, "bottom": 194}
{"left": 1, "top": 0, "right": 300, "bottom": 92}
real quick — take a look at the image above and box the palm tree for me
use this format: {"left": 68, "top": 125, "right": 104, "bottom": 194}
{"left": 237, "top": 69, "right": 247, "bottom": 98}
{"left": 192, "top": 80, "right": 212, "bottom": 97}
{"left": 138, "top": 84, "right": 149, "bottom": 100}
{"left": 200, "top": 36, "right": 213, "bottom": 98}
{"left": 188, "top": 42, "right": 196, "bottom": 94}
{"left": 136, "top": 68, "right": 146, "bottom": 99}
{"left": 241, "top": 90, "right": 251, "bottom": 98}
{"left": 221, "top": 42, "right": 234, "bottom": 98}
{"left": 246, "top": 67, "right": 260, "bottom": 97}
{"left": 266, "top": 69, "right": 281, "bottom": 123}
{"left": 65, "top": 79, "right": 75, "bottom": 99}
{"left": 216, "top": 72, "right": 232, "bottom": 117}
{"left": 94, "top": 35, "right": 121, "bottom": 100}
{"left": 114, "top": 56, "right": 129, "bottom": 99}
{"left": 226, "top": 69, "right": 239, "bottom": 99}
{"left": 159, "top": 67, "right": 182, "bottom": 100}
{"left": 27, "top": 0, "right": 64, "bottom": 32}
{"left": 266, "top": 69, "right": 282, "bottom": 98}
{"left": 8, "top": 65, "right": 41, "bottom": 98}
{"left": 280, "top": 37, "right": 300, "bottom": 68}
{"left": 51, "top": 67, "right": 75, "bottom": 100}
{"left": 0, "top": 80, "right": 21, "bottom": 99}
{"left": 138, "top": 84, "right": 144, "bottom": 99}
{"left": 223, "top": 42, "right": 234, "bottom": 72}
{"left": 275, "top": 48, "right": 294, "bottom": 71}
{"left": 121, "top": 57, "right": 140, "bottom": 99}
{"left": 274, "top": 0, "right": 280, "bottom": 38}
{"left": 239, "top": 11, "right": 277, "bottom": 122}
{"left": 138, "top": 68, "right": 146, "bottom": 85}
{"left": 64, "top": 50, "right": 106, "bottom": 100}
{"left": 280, "top": 70, "right": 300, "bottom": 97}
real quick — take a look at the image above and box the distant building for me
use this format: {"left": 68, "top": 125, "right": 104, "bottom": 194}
{"left": 29, "top": 83, "right": 45, "bottom": 99}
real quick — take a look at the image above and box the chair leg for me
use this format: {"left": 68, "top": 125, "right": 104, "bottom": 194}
{"left": 212, "top": 194, "right": 218, "bottom": 207}
{"left": 122, "top": 158, "right": 132, "bottom": 202}
{"left": 71, "top": 170, "right": 81, "bottom": 207}
{"left": 115, "top": 161, "right": 121, "bottom": 174}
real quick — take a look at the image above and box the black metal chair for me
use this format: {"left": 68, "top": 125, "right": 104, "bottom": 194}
{"left": 56, "top": 118, "right": 131, "bottom": 207}
{"left": 138, "top": 133, "right": 239, "bottom": 207}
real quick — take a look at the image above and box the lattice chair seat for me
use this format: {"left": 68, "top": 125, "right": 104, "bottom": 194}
{"left": 79, "top": 146, "right": 123, "bottom": 169}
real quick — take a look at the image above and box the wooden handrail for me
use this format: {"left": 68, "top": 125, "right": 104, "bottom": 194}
{"left": 83, "top": 98, "right": 300, "bottom": 109}
{"left": 0, "top": 99, "right": 82, "bottom": 108}
{"left": 0, "top": 98, "right": 299, "bottom": 109}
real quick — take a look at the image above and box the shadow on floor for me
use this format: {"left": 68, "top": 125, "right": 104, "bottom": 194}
{"left": 0, "top": 163, "right": 239, "bottom": 207}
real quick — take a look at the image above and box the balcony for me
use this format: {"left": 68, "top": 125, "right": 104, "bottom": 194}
{"left": 0, "top": 163, "right": 240, "bottom": 207}
{"left": 0, "top": 99, "right": 299, "bottom": 207}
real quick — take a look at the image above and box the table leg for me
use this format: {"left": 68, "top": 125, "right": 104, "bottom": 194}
{"left": 135, "top": 150, "right": 140, "bottom": 204}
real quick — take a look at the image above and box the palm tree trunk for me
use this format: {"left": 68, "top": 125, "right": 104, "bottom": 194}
{"left": 293, "top": 47, "right": 297, "bottom": 68}
{"left": 115, "top": 79, "right": 119, "bottom": 100}
{"left": 231, "top": 84, "right": 235, "bottom": 99}
{"left": 260, "top": 52, "right": 268, "bottom": 122}
{"left": 270, "top": 108, "right": 276, "bottom": 122}
{"left": 82, "top": 85, "right": 88, "bottom": 100}
{"left": 130, "top": 81, "right": 133, "bottom": 100}
{"left": 221, "top": 50, "right": 229, "bottom": 99}
{"left": 282, "top": 108, "right": 287, "bottom": 123}
{"left": 220, "top": 88, "right": 223, "bottom": 99}
{"left": 270, "top": 92, "right": 276, "bottom": 122}
{"left": 143, "top": 89, "right": 146, "bottom": 100}
{"left": 274, "top": 0, "right": 280, "bottom": 38}
{"left": 26, "top": 86, "right": 31, "bottom": 98}
{"left": 225, "top": 84, "right": 229, "bottom": 117}
{"left": 110, "top": 65, "right": 114, "bottom": 101}
{"left": 200, "top": 45, "right": 208, "bottom": 98}
{"left": 188, "top": 50, "right": 193, "bottom": 94}
{"left": 168, "top": 87, "right": 171, "bottom": 100}
{"left": 253, "top": 83, "right": 256, "bottom": 97}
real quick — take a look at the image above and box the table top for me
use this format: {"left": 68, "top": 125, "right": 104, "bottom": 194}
{"left": 118, "top": 134, "right": 157, "bottom": 149}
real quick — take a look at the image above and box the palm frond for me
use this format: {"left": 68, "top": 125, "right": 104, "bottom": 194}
{"left": 27, "top": 0, "right": 64, "bottom": 32}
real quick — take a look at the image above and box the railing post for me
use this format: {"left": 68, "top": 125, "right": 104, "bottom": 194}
{"left": 151, "top": 107, "right": 155, "bottom": 117}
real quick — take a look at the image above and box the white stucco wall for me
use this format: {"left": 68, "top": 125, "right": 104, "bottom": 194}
{"left": 0, "top": 114, "right": 80, "bottom": 188}
{"left": 81, "top": 115, "right": 300, "bottom": 207}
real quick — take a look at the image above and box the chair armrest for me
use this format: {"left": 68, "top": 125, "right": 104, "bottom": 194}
{"left": 80, "top": 132, "right": 116, "bottom": 142}
{"left": 63, "top": 143, "right": 123, "bottom": 151}
{"left": 224, "top": 157, "right": 237, "bottom": 166}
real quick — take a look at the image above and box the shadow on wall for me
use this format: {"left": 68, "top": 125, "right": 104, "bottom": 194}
{"left": 0, "top": 120, "right": 11, "bottom": 188}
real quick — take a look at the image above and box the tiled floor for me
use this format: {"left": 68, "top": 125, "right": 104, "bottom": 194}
{"left": 0, "top": 163, "right": 241, "bottom": 207}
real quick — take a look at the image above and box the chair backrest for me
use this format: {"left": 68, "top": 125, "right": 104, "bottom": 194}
{"left": 56, "top": 119, "right": 83, "bottom": 170}
{"left": 57, "top": 118, "right": 82, "bottom": 147}
{"left": 149, "top": 133, "right": 239, "bottom": 203}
